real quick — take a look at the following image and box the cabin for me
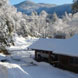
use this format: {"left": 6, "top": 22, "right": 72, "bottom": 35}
{"left": 28, "top": 35, "right": 78, "bottom": 73}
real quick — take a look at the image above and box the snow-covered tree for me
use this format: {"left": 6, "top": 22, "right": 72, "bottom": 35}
{"left": 63, "top": 12, "right": 72, "bottom": 22}
{"left": 39, "top": 10, "right": 48, "bottom": 17}
{"left": 0, "top": 0, "right": 30, "bottom": 54}
{"left": 52, "top": 12, "right": 58, "bottom": 23}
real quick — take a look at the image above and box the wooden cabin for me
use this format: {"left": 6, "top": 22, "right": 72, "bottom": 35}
{"left": 28, "top": 35, "right": 78, "bottom": 73}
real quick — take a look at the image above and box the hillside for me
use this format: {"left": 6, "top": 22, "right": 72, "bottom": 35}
{"left": 15, "top": 0, "right": 72, "bottom": 16}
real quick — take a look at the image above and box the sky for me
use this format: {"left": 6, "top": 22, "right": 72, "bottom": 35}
{"left": 10, "top": 0, "right": 73, "bottom": 5}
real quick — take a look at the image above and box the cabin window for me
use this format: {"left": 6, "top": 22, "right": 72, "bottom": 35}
{"left": 70, "top": 57, "right": 78, "bottom": 64}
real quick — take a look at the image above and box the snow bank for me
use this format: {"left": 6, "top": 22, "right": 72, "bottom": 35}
{"left": 38, "top": 62, "right": 51, "bottom": 67}
{"left": 0, "top": 53, "right": 6, "bottom": 61}
{"left": 0, "top": 64, "right": 8, "bottom": 78}
{"left": 0, "top": 62, "right": 31, "bottom": 78}
{"left": 23, "top": 62, "right": 78, "bottom": 78}
{"left": 7, "top": 35, "right": 38, "bottom": 51}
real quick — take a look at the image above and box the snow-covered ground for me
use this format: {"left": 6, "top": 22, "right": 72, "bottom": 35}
{"left": 0, "top": 35, "right": 78, "bottom": 78}
{"left": 0, "top": 62, "right": 31, "bottom": 78}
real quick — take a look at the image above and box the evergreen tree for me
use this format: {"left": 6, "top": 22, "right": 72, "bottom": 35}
{"left": 72, "top": 0, "right": 78, "bottom": 13}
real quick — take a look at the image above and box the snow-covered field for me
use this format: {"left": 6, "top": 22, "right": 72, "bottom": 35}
{"left": 0, "top": 35, "right": 78, "bottom": 78}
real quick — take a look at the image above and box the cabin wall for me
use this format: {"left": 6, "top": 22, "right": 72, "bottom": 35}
{"left": 35, "top": 50, "right": 78, "bottom": 73}
{"left": 58, "top": 55, "right": 78, "bottom": 73}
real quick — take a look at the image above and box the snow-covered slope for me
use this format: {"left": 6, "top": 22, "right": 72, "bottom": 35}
{"left": 0, "top": 35, "right": 78, "bottom": 78}
{"left": 14, "top": 0, "right": 72, "bottom": 16}
{"left": 0, "top": 62, "right": 31, "bottom": 78}
{"left": 8, "top": 35, "right": 38, "bottom": 50}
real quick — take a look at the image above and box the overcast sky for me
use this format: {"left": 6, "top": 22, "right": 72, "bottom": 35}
{"left": 10, "top": 0, "right": 73, "bottom": 5}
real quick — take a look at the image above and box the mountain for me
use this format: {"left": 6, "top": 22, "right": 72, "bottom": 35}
{"left": 14, "top": 0, "right": 72, "bottom": 16}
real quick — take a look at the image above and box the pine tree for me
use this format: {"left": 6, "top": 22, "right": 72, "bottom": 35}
{"left": 72, "top": 0, "right": 78, "bottom": 13}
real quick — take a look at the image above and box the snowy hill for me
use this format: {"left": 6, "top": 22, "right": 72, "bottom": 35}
{"left": 14, "top": 0, "right": 72, "bottom": 16}
{"left": 14, "top": 0, "right": 56, "bottom": 15}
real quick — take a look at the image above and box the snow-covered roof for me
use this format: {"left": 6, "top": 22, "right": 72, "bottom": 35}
{"left": 29, "top": 35, "right": 78, "bottom": 57}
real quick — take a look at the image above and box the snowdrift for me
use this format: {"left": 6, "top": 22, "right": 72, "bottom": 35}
{"left": 0, "top": 62, "right": 31, "bottom": 78}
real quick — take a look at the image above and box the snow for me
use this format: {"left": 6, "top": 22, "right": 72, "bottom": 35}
{"left": 0, "top": 62, "right": 31, "bottom": 78}
{"left": 0, "top": 35, "right": 78, "bottom": 78}
{"left": 0, "top": 53, "right": 6, "bottom": 61}
{"left": 29, "top": 34, "right": 78, "bottom": 57}
{"left": 23, "top": 62, "right": 78, "bottom": 78}
{"left": 7, "top": 35, "right": 38, "bottom": 51}
{"left": 1, "top": 62, "right": 77, "bottom": 78}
